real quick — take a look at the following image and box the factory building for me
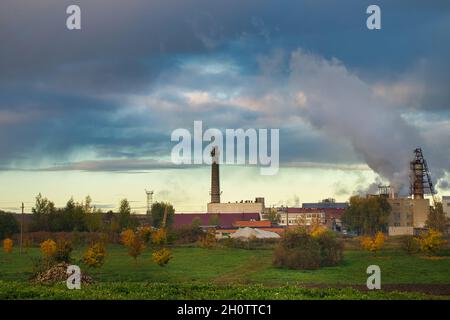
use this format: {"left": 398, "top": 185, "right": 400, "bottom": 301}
{"left": 277, "top": 208, "right": 326, "bottom": 227}
{"left": 387, "top": 197, "right": 430, "bottom": 236}
{"left": 385, "top": 148, "right": 435, "bottom": 236}
{"left": 207, "top": 198, "right": 265, "bottom": 215}
{"left": 443, "top": 196, "right": 450, "bottom": 219}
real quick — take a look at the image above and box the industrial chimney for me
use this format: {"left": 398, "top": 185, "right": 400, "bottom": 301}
{"left": 210, "top": 146, "right": 221, "bottom": 203}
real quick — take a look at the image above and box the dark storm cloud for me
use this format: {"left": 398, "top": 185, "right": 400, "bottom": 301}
{"left": 0, "top": 0, "right": 449, "bottom": 182}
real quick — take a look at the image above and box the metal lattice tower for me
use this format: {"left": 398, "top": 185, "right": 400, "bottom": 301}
{"left": 145, "top": 189, "right": 154, "bottom": 214}
{"left": 409, "top": 147, "right": 436, "bottom": 204}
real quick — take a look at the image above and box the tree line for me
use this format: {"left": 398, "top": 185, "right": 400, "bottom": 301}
{"left": 0, "top": 194, "right": 176, "bottom": 235}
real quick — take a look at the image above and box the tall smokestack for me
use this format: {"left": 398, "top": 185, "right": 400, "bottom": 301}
{"left": 210, "top": 146, "right": 220, "bottom": 203}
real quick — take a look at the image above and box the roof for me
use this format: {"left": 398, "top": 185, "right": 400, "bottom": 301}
{"left": 286, "top": 207, "right": 325, "bottom": 213}
{"left": 174, "top": 212, "right": 260, "bottom": 228}
{"left": 233, "top": 220, "right": 272, "bottom": 227}
{"left": 302, "top": 202, "right": 348, "bottom": 209}
{"left": 442, "top": 196, "right": 450, "bottom": 200}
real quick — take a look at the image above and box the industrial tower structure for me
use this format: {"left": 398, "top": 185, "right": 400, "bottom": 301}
{"left": 210, "top": 146, "right": 221, "bottom": 203}
{"left": 409, "top": 147, "right": 436, "bottom": 204}
{"left": 145, "top": 189, "right": 154, "bottom": 214}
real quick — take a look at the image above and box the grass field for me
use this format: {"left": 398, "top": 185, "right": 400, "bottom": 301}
{"left": 0, "top": 244, "right": 449, "bottom": 299}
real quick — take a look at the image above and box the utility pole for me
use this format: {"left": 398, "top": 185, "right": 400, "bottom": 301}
{"left": 20, "top": 202, "right": 24, "bottom": 254}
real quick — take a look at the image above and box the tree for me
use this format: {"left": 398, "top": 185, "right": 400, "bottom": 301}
{"left": 83, "top": 242, "right": 106, "bottom": 268}
{"left": 40, "top": 239, "right": 57, "bottom": 260}
{"left": 31, "top": 194, "right": 56, "bottom": 231}
{"left": 418, "top": 229, "right": 445, "bottom": 255}
{"left": 0, "top": 211, "right": 19, "bottom": 239}
{"left": 121, "top": 229, "right": 145, "bottom": 262}
{"left": 208, "top": 214, "right": 220, "bottom": 226}
{"left": 152, "top": 248, "right": 172, "bottom": 267}
{"left": 117, "top": 199, "right": 137, "bottom": 230}
{"left": 127, "top": 234, "right": 146, "bottom": 263}
{"left": 3, "top": 238, "right": 13, "bottom": 253}
{"left": 425, "top": 202, "right": 448, "bottom": 233}
{"left": 263, "top": 208, "right": 281, "bottom": 224}
{"left": 342, "top": 196, "right": 391, "bottom": 235}
{"left": 360, "top": 231, "right": 385, "bottom": 254}
{"left": 150, "top": 202, "right": 175, "bottom": 228}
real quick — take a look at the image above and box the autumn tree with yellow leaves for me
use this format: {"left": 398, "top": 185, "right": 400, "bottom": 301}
{"left": 360, "top": 231, "right": 385, "bottom": 254}
{"left": 3, "top": 238, "right": 13, "bottom": 254}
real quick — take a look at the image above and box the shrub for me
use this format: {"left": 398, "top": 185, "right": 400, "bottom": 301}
{"left": 401, "top": 235, "right": 420, "bottom": 255}
{"left": 40, "top": 239, "right": 57, "bottom": 259}
{"left": 171, "top": 225, "right": 205, "bottom": 244}
{"left": 120, "top": 229, "right": 135, "bottom": 247}
{"left": 83, "top": 242, "right": 106, "bottom": 268}
{"left": 54, "top": 239, "right": 73, "bottom": 263}
{"left": 152, "top": 248, "right": 172, "bottom": 267}
{"left": 127, "top": 233, "right": 146, "bottom": 262}
{"left": 315, "top": 232, "right": 344, "bottom": 266}
{"left": 139, "top": 226, "right": 153, "bottom": 244}
{"left": 199, "top": 230, "right": 217, "bottom": 248}
{"left": 418, "top": 229, "right": 445, "bottom": 255}
{"left": 152, "top": 228, "right": 167, "bottom": 246}
{"left": 3, "top": 238, "right": 13, "bottom": 253}
{"left": 310, "top": 226, "right": 327, "bottom": 238}
{"left": 273, "top": 230, "right": 321, "bottom": 270}
{"left": 360, "top": 232, "right": 385, "bottom": 254}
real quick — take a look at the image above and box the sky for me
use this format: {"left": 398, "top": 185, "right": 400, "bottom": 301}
{"left": 0, "top": 0, "right": 449, "bottom": 213}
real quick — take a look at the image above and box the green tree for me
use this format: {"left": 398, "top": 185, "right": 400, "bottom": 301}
{"left": 31, "top": 193, "right": 56, "bottom": 231}
{"left": 0, "top": 211, "right": 19, "bottom": 239}
{"left": 151, "top": 202, "right": 175, "bottom": 228}
{"left": 117, "top": 199, "right": 137, "bottom": 230}
{"left": 425, "top": 202, "right": 448, "bottom": 233}
{"left": 342, "top": 196, "right": 391, "bottom": 235}
{"left": 263, "top": 208, "right": 281, "bottom": 224}
{"left": 208, "top": 214, "right": 220, "bottom": 226}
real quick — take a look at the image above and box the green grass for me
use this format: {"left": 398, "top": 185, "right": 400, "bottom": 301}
{"left": 0, "top": 281, "right": 442, "bottom": 300}
{"left": 0, "top": 245, "right": 449, "bottom": 299}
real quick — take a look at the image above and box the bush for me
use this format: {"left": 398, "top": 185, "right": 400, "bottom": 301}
{"left": 418, "top": 229, "right": 445, "bottom": 255}
{"left": 40, "top": 239, "right": 57, "bottom": 259}
{"left": 170, "top": 225, "right": 205, "bottom": 244}
{"left": 152, "top": 248, "right": 172, "bottom": 267}
{"left": 315, "top": 232, "right": 344, "bottom": 267}
{"left": 139, "top": 226, "right": 153, "bottom": 244}
{"left": 273, "top": 229, "right": 343, "bottom": 270}
{"left": 220, "top": 237, "right": 278, "bottom": 250}
{"left": 273, "top": 230, "right": 321, "bottom": 270}
{"left": 401, "top": 235, "right": 420, "bottom": 255}
{"left": 127, "top": 234, "right": 146, "bottom": 262}
{"left": 54, "top": 239, "right": 73, "bottom": 263}
{"left": 120, "top": 229, "right": 135, "bottom": 247}
{"left": 152, "top": 228, "right": 167, "bottom": 246}
{"left": 199, "top": 230, "right": 217, "bottom": 248}
{"left": 3, "top": 238, "right": 13, "bottom": 254}
{"left": 83, "top": 242, "right": 106, "bottom": 268}
{"left": 360, "top": 232, "right": 385, "bottom": 254}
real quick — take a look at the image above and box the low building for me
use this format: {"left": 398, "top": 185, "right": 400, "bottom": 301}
{"left": 173, "top": 212, "right": 260, "bottom": 229}
{"left": 443, "top": 196, "right": 450, "bottom": 219}
{"left": 277, "top": 208, "right": 326, "bottom": 227}
{"left": 387, "top": 197, "right": 430, "bottom": 236}
{"left": 207, "top": 197, "right": 265, "bottom": 215}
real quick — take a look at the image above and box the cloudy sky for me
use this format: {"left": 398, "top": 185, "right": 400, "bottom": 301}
{"left": 0, "top": 0, "right": 449, "bottom": 213}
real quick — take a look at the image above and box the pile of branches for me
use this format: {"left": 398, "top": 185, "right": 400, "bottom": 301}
{"left": 33, "top": 262, "right": 94, "bottom": 285}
